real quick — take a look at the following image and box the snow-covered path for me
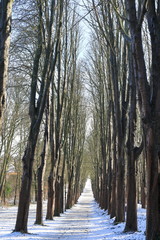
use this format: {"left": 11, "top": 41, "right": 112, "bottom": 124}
{"left": 0, "top": 179, "right": 146, "bottom": 240}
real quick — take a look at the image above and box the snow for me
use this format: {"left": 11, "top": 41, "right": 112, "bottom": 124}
{"left": 0, "top": 179, "right": 146, "bottom": 239}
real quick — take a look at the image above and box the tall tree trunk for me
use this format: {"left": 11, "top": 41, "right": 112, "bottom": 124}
{"left": 54, "top": 150, "right": 64, "bottom": 216}
{"left": 46, "top": 170, "right": 54, "bottom": 220}
{"left": 54, "top": 176, "right": 61, "bottom": 216}
{"left": 107, "top": 113, "right": 112, "bottom": 215}
{"left": 14, "top": 1, "right": 43, "bottom": 230}
{"left": 146, "top": 2, "right": 160, "bottom": 238}
{"left": 46, "top": 147, "right": 60, "bottom": 219}
{"left": 66, "top": 166, "right": 74, "bottom": 209}
{"left": 14, "top": 131, "right": 37, "bottom": 232}
{"left": 35, "top": 100, "right": 49, "bottom": 225}
{"left": 126, "top": 0, "right": 160, "bottom": 238}
{"left": 141, "top": 152, "right": 146, "bottom": 208}
{"left": 60, "top": 155, "right": 66, "bottom": 213}
{"left": 46, "top": 80, "right": 55, "bottom": 220}
{"left": 109, "top": 16, "right": 126, "bottom": 224}
{"left": 14, "top": 0, "right": 63, "bottom": 231}
{"left": 13, "top": 173, "right": 19, "bottom": 205}
{"left": 0, "top": 0, "right": 13, "bottom": 131}
{"left": 124, "top": 50, "right": 138, "bottom": 232}
{"left": 110, "top": 103, "right": 117, "bottom": 218}
{"left": 46, "top": 12, "right": 65, "bottom": 216}
{"left": 74, "top": 165, "right": 81, "bottom": 204}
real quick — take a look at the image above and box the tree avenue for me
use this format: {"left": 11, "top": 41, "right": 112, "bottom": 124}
{"left": 0, "top": 0, "right": 160, "bottom": 239}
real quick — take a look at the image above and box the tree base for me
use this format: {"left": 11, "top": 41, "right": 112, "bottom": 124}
{"left": 34, "top": 222, "right": 45, "bottom": 226}
{"left": 123, "top": 225, "right": 137, "bottom": 233}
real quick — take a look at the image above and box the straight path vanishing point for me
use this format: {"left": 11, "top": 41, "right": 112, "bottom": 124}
{"left": 0, "top": 179, "right": 145, "bottom": 240}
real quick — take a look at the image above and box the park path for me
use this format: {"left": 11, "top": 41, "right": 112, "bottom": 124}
{"left": 39, "top": 179, "right": 109, "bottom": 239}
{"left": 0, "top": 179, "right": 146, "bottom": 240}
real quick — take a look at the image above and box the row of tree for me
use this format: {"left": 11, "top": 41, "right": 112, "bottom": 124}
{"left": 1, "top": 0, "right": 160, "bottom": 240}
{"left": 0, "top": 0, "right": 88, "bottom": 233}
{"left": 84, "top": 1, "right": 160, "bottom": 240}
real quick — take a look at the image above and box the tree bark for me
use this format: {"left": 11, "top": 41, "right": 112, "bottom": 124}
{"left": 66, "top": 166, "right": 74, "bottom": 209}
{"left": 124, "top": 49, "right": 138, "bottom": 232}
{"left": 0, "top": 0, "right": 13, "bottom": 131}
{"left": 54, "top": 176, "right": 61, "bottom": 216}
{"left": 107, "top": 114, "right": 112, "bottom": 215}
{"left": 35, "top": 101, "right": 49, "bottom": 225}
{"left": 46, "top": 172, "right": 54, "bottom": 220}
{"left": 110, "top": 102, "right": 117, "bottom": 219}
{"left": 141, "top": 152, "right": 146, "bottom": 209}
{"left": 126, "top": 0, "right": 160, "bottom": 238}
{"left": 14, "top": 131, "right": 37, "bottom": 232}
{"left": 146, "top": 3, "right": 160, "bottom": 238}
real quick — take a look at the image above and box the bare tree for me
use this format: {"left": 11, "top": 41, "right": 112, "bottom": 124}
{"left": 14, "top": 0, "right": 63, "bottom": 232}
{"left": 87, "top": 0, "right": 129, "bottom": 223}
{"left": 124, "top": 48, "right": 143, "bottom": 232}
{"left": 126, "top": 0, "right": 160, "bottom": 238}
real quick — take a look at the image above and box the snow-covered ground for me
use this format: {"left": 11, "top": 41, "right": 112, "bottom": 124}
{"left": 0, "top": 179, "right": 146, "bottom": 239}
